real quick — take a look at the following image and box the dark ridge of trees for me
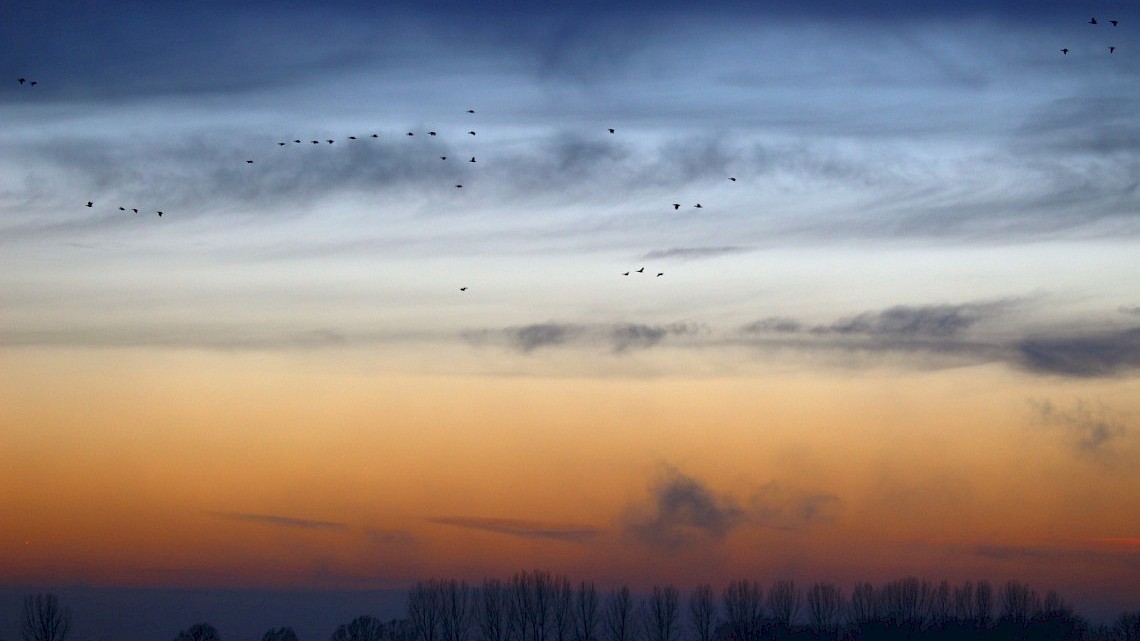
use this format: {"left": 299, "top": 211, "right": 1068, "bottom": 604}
{"left": 20, "top": 593, "right": 71, "bottom": 641}
{"left": 11, "top": 579, "right": 1138, "bottom": 641}
{"left": 173, "top": 622, "right": 220, "bottom": 641}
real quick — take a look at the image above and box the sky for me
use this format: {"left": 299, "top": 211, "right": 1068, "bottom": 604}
{"left": 2, "top": 0, "right": 1139, "bottom": 637}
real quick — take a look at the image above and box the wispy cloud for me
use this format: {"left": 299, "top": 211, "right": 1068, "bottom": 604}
{"left": 1030, "top": 398, "right": 1132, "bottom": 457}
{"left": 208, "top": 511, "right": 349, "bottom": 532}
{"left": 1015, "top": 329, "right": 1140, "bottom": 377}
{"left": 463, "top": 322, "right": 703, "bottom": 354}
{"left": 622, "top": 465, "right": 839, "bottom": 550}
{"left": 641, "top": 246, "right": 752, "bottom": 261}
{"left": 428, "top": 517, "right": 604, "bottom": 543}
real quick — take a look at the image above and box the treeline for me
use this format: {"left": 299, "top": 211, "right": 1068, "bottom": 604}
{"left": 11, "top": 573, "right": 1140, "bottom": 641}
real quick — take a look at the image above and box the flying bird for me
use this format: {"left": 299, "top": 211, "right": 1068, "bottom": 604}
{"left": 157, "top": 211, "right": 163, "bottom": 217}
{"left": 729, "top": 177, "right": 737, "bottom": 181}
{"left": 371, "top": 134, "right": 378, "bottom": 138}
{"left": 17, "top": 78, "right": 25, "bottom": 85}
{"left": 348, "top": 136, "right": 357, "bottom": 140}
{"left": 429, "top": 131, "right": 437, "bottom": 136}
{"left": 294, "top": 140, "right": 301, "bottom": 143}
{"left": 246, "top": 160, "right": 254, "bottom": 163}
{"left": 622, "top": 271, "right": 630, "bottom": 276}
{"left": 656, "top": 272, "right": 664, "bottom": 277}
{"left": 469, "top": 156, "right": 476, "bottom": 163}
{"left": 441, "top": 156, "right": 447, "bottom": 160}
{"left": 119, "top": 207, "right": 125, "bottom": 211}
{"left": 1061, "top": 48, "right": 1070, "bottom": 54}
{"left": 467, "top": 131, "right": 476, "bottom": 136}
{"left": 277, "top": 142, "right": 286, "bottom": 146}
{"left": 327, "top": 139, "right": 334, "bottom": 144}
{"left": 467, "top": 109, "right": 475, "bottom": 113}
{"left": 1110, "top": 20, "right": 1118, "bottom": 26}
{"left": 1089, "top": 17, "right": 1098, "bottom": 24}
{"left": 86, "top": 201, "right": 93, "bottom": 207}
{"left": 29, "top": 81, "right": 36, "bottom": 87}
{"left": 456, "top": 184, "right": 463, "bottom": 188}
{"left": 673, "top": 203, "right": 680, "bottom": 210}
{"left": 636, "top": 267, "right": 645, "bottom": 273}
{"left": 694, "top": 203, "right": 703, "bottom": 208}
{"left": 1109, "top": 46, "right": 1116, "bottom": 53}
{"left": 459, "top": 287, "right": 468, "bottom": 291}
{"left": 407, "top": 132, "right": 414, "bottom": 136}
{"left": 132, "top": 209, "right": 138, "bottom": 213}
{"left": 608, "top": 128, "right": 615, "bottom": 134}
{"left": 312, "top": 140, "right": 320, "bottom": 144}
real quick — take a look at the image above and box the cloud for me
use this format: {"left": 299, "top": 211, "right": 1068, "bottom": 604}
{"left": 973, "top": 544, "right": 1140, "bottom": 570}
{"left": 1030, "top": 399, "right": 1130, "bottom": 455}
{"left": 464, "top": 322, "right": 702, "bottom": 354}
{"left": 623, "top": 466, "right": 746, "bottom": 549}
{"left": 364, "top": 528, "right": 415, "bottom": 545}
{"left": 208, "top": 511, "right": 349, "bottom": 532}
{"left": 1015, "top": 328, "right": 1140, "bottom": 377}
{"left": 622, "top": 465, "right": 840, "bottom": 549}
{"left": 1120, "top": 306, "right": 1140, "bottom": 317}
{"left": 818, "top": 303, "right": 1000, "bottom": 339}
{"left": 742, "top": 317, "right": 803, "bottom": 334}
{"left": 641, "top": 246, "right": 752, "bottom": 261}
{"left": 428, "top": 517, "right": 604, "bottom": 543}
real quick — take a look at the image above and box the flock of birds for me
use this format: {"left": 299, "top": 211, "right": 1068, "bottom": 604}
{"left": 16, "top": 16, "right": 1129, "bottom": 290}
{"left": 1060, "top": 15, "right": 1120, "bottom": 54}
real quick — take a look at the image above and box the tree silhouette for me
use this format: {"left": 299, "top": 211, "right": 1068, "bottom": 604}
{"left": 549, "top": 575, "right": 574, "bottom": 641}
{"left": 573, "top": 581, "right": 599, "bottom": 641}
{"left": 805, "top": 582, "right": 842, "bottom": 638}
{"left": 409, "top": 580, "right": 443, "bottom": 641}
{"left": 439, "top": 580, "right": 476, "bottom": 641}
{"left": 687, "top": 585, "right": 717, "bottom": 641}
{"left": 601, "top": 586, "right": 636, "bottom": 641}
{"left": 262, "top": 627, "right": 299, "bottom": 641}
{"left": 478, "top": 579, "right": 510, "bottom": 641}
{"left": 721, "top": 580, "right": 763, "bottom": 641}
{"left": 765, "top": 580, "right": 801, "bottom": 635}
{"left": 1115, "top": 611, "right": 1140, "bottom": 641}
{"left": 331, "top": 616, "right": 385, "bottom": 641}
{"left": 20, "top": 593, "right": 71, "bottom": 641}
{"left": 642, "top": 585, "right": 680, "bottom": 641}
{"left": 173, "top": 623, "right": 220, "bottom": 641}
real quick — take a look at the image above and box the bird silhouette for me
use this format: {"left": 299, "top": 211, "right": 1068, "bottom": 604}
{"left": 456, "top": 184, "right": 463, "bottom": 188}
{"left": 348, "top": 136, "right": 357, "bottom": 140}
{"left": 608, "top": 128, "right": 615, "bottom": 134}
{"left": 294, "top": 139, "right": 301, "bottom": 143}
{"left": 277, "top": 142, "right": 286, "bottom": 146}
{"left": 429, "top": 131, "right": 437, "bottom": 136}
{"left": 656, "top": 272, "right": 664, "bottom": 277}
{"left": 622, "top": 271, "right": 630, "bottom": 276}
{"left": 1061, "top": 48, "right": 1070, "bottom": 54}
{"left": 407, "top": 132, "right": 414, "bottom": 136}
{"left": 636, "top": 267, "right": 645, "bottom": 273}
{"left": 673, "top": 203, "right": 680, "bottom": 210}
{"left": 86, "top": 201, "right": 93, "bottom": 207}
{"left": 371, "top": 134, "right": 378, "bottom": 138}
{"left": 1110, "top": 20, "right": 1118, "bottom": 26}
{"left": 132, "top": 209, "right": 138, "bottom": 213}
{"left": 467, "top": 131, "right": 476, "bottom": 136}
{"left": 327, "top": 139, "right": 334, "bottom": 144}
{"left": 459, "top": 287, "right": 468, "bottom": 291}
{"left": 30, "top": 81, "right": 36, "bottom": 87}
{"left": 1089, "top": 17, "right": 1098, "bottom": 24}
{"left": 729, "top": 177, "right": 737, "bottom": 181}
{"left": 467, "top": 109, "right": 475, "bottom": 113}
{"left": 17, "top": 78, "right": 25, "bottom": 85}
{"left": 246, "top": 160, "right": 254, "bottom": 164}
{"left": 694, "top": 203, "right": 703, "bottom": 208}
{"left": 312, "top": 140, "right": 320, "bottom": 144}
{"left": 441, "top": 156, "right": 448, "bottom": 160}
{"left": 1109, "top": 46, "right": 1116, "bottom": 53}
{"left": 469, "top": 156, "right": 476, "bottom": 162}
{"left": 157, "top": 211, "right": 163, "bottom": 217}
{"left": 119, "top": 207, "right": 125, "bottom": 211}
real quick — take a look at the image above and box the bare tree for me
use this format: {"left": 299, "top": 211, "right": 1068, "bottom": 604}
{"left": 974, "top": 580, "right": 993, "bottom": 629}
{"left": 549, "top": 575, "right": 574, "bottom": 641}
{"left": 409, "top": 580, "right": 444, "bottom": 641}
{"left": 440, "top": 580, "right": 476, "bottom": 641}
{"left": 390, "top": 619, "right": 415, "bottom": 641}
{"left": 332, "top": 616, "right": 385, "bottom": 641}
{"left": 573, "top": 581, "right": 600, "bottom": 641}
{"left": 952, "top": 581, "right": 976, "bottom": 623}
{"left": 1040, "top": 589, "right": 1072, "bottom": 617}
{"left": 21, "top": 594, "right": 71, "bottom": 641}
{"left": 999, "top": 580, "right": 1038, "bottom": 625}
{"left": 929, "top": 580, "right": 952, "bottom": 628}
{"left": 1116, "top": 611, "right": 1140, "bottom": 641}
{"left": 601, "top": 586, "right": 636, "bottom": 641}
{"left": 642, "top": 586, "right": 680, "bottom": 641}
{"left": 687, "top": 585, "right": 716, "bottom": 641}
{"left": 721, "top": 580, "right": 763, "bottom": 641}
{"left": 262, "top": 628, "right": 299, "bottom": 641}
{"left": 173, "top": 623, "right": 220, "bottom": 641}
{"left": 766, "top": 580, "right": 801, "bottom": 631}
{"left": 877, "top": 577, "right": 932, "bottom": 631}
{"left": 479, "top": 579, "right": 511, "bottom": 641}
{"left": 805, "top": 583, "right": 843, "bottom": 636}
{"left": 848, "top": 582, "right": 877, "bottom": 626}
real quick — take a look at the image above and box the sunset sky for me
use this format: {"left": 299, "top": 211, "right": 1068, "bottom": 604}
{"left": 2, "top": 0, "right": 1139, "bottom": 637}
